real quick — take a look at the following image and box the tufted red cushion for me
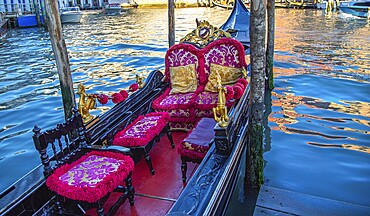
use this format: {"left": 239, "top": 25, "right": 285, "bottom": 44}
{"left": 112, "top": 112, "right": 170, "bottom": 147}
{"left": 46, "top": 151, "right": 134, "bottom": 203}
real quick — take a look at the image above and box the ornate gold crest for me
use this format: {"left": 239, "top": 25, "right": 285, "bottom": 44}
{"left": 180, "top": 19, "right": 231, "bottom": 48}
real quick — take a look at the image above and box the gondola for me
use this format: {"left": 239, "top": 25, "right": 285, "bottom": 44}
{"left": 0, "top": 18, "right": 251, "bottom": 216}
{"left": 339, "top": 0, "right": 370, "bottom": 18}
{"left": 212, "top": 0, "right": 235, "bottom": 9}
{"left": 220, "top": 0, "right": 251, "bottom": 54}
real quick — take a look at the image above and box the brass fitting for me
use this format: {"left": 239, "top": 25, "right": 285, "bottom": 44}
{"left": 77, "top": 84, "right": 96, "bottom": 123}
{"left": 212, "top": 74, "right": 229, "bottom": 127}
{"left": 136, "top": 74, "right": 145, "bottom": 88}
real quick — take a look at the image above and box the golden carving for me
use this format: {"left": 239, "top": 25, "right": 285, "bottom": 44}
{"left": 180, "top": 19, "right": 231, "bottom": 48}
{"left": 136, "top": 74, "right": 145, "bottom": 89}
{"left": 77, "top": 84, "right": 96, "bottom": 123}
{"left": 213, "top": 74, "right": 229, "bottom": 127}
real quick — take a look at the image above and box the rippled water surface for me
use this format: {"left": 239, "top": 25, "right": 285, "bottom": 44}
{"left": 0, "top": 8, "right": 369, "bottom": 207}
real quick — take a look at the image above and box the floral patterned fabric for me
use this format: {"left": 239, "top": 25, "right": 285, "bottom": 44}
{"left": 121, "top": 115, "right": 162, "bottom": 139}
{"left": 59, "top": 155, "right": 124, "bottom": 187}
{"left": 195, "top": 91, "right": 218, "bottom": 106}
{"left": 194, "top": 109, "right": 214, "bottom": 118}
{"left": 154, "top": 38, "right": 247, "bottom": 131}
{"left": 169, "top": 122, "right": 196, "bottom": 132}
{"left": 165, "top": 45, "right": 202, "bottom": 84}
{"left": 204, "top": 43, "right": 243, "bottom": 77}
{"left": 113, "top": 112, "right": 170, "bottom": 147}
{"left": 160, "top": 92, "right": 194, "bottom": 106}
{"left": 46, "top": 151, "right": 134, "bottom": 203}
{"left": 167, "top": 48, "right": 198, "bottom": 68}
{"left": 195, "top": 91, "right": 235, "bottom": 110}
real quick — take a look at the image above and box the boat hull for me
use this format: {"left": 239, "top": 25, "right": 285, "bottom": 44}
{"left": 339, "top": 1, "right": 370, "bottom": 17}
{"left": 220, "top": 0, "right": 251, "bottom": 53}
{"left": 104, "top": 8, "right": 122, "bottom": 14}
{"left": 60, "top": 13, "right": 82, "bottom": 23}
{"left": 339, "top": 6, "right": 369, "bottom": 17}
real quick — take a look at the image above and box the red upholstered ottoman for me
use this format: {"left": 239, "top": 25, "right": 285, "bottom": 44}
{"left": 177, "top": 117, "right": 215, "bottom": 183}
{"left": 113, "top": 112, "right": 174, "bottom": 175}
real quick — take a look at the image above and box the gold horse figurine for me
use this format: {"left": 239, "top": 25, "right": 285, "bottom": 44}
{"left": 213, "top": 74, "right": 229, "bottom": 127}
{"left": 77, "top": 84, "right": 96, "bottom": 123}
{"left": 136, "top": 74, "right": 145, "bottom": 89}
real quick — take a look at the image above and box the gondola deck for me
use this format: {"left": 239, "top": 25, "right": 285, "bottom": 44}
{"left": 85, "top": 132, "right": 196, "bottom": 215}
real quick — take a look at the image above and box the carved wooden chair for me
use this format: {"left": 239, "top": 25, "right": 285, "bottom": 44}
{"left": 32, "top": 109, "right": 135, "bottom": 216}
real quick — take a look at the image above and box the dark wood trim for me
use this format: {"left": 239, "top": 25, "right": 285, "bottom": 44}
{"left": 168, "top": 87, "right": 251, "bottom": 215}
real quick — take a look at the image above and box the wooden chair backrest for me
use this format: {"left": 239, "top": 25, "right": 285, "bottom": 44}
{"left": 32, "top": 109, "right": 88, "bottom": 177}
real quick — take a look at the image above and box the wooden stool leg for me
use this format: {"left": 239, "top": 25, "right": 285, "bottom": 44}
{"left": 144, "top": 150, "right": 155, "bottom": 175}
{"left": 166, "top": 125, "right": 175, "bottom": 149}
{"left": 55, "top": 195, "right": 63, "bottom": 214}
{"left": 181, "top": 157, "right": 187, "bottom": 183}
{"left": 96, "top": 200, "right": 105, "bottom": 216}
{"left": 126, "top": 172, "right": 135, "bottom": 206}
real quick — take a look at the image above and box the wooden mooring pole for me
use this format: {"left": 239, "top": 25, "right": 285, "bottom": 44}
{"left": 266, "top": 0, "right": 275, "bottom": 90}
{"left": 246, "top": 0, "right": 266, "bottom": 189}
{"left": 44, "top": 0, "right": 75, "bottom": 120}
{"left": 168, "top": 0, "right": 175, "bottom": 47}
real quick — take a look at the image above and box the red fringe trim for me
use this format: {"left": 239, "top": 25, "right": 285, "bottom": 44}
{"left": 46, "top": 151, "right": 134, "bottom": 203}
{"left": 177, "top": 145, "right": 207, "bottom": 161}
{"left": 237, "top": 78, "right": 248, "bottom": 88}
{"left": 225, "top": 86, "right": 235, "bottom": 100}
{"left": 112, "top": 112, "right": 170, "bottom": 147}
{"left": 152, "top": 88, "right": 171, "bottom": 110}
{"left": 233, "top": 84, "right": 244, "bottom": 99}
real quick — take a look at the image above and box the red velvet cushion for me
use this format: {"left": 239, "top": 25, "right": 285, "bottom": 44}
{"left": 46, "top": 151, "right": 134, "bottom": 203}
{"left": 113, "top": 112, "right": 170, "bottom": 147}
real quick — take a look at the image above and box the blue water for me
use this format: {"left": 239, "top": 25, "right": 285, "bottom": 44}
{"left": 0, "top": 7, "right": 369, "bottom": 209}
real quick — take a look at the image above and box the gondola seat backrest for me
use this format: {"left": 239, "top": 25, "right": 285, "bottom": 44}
{"left": 153, "top": 37, "right": 248, "bottom": 131}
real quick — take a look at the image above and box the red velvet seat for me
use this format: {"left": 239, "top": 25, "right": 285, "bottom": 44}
{"left": 113, "top": 112, "right": 174, "bottom": 175}
{"left": 47, "top": 151, "right": 134, "bottom": 203}
{"left": 177, "top": 117, "right": 215, "bottom": 183}
{"left": 152, "top": 38, "right": 248, "bottom": 131}
{"left": 33, "top": 109, "right": 135, "bottom": 215}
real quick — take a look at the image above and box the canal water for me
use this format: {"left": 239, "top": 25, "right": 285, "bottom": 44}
{"left": 0, "top": 7, "right": 369, "bottom": 210}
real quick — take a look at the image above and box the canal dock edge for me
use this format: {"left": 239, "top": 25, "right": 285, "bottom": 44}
{"left": 254, "top": 185, "right": 370, "bottom": 215}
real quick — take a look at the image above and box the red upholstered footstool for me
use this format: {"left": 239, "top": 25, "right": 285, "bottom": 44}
{"left": 113, "top": 112, "right": 174, "bottom": 175}
{"left": 177, "top": 117, "right": 215, "bottom": 183}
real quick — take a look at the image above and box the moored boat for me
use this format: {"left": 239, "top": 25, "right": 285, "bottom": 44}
{"left": 104, "top": 3, "right": 123, "bottom": 14}
{"left": 220, "top": 0, "right": 250, "bottom": 53}
{"left": 212, "top": 0, "right": 236, "bottom": 9}
{"left": 60, "top": 7, "right": 83, "bottom": 24}
{"left": 339, "top": 0, "right": 370, "bottom": 18}
{"left": 285, "top": 0, "right": 318, "bottom": 8}
{"left": 0, "top": 17, "right": 251, "bottom": 216}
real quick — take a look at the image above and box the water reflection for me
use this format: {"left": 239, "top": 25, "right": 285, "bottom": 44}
{"left": 263, "top": 9, "right": 370, "bottom": 208}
